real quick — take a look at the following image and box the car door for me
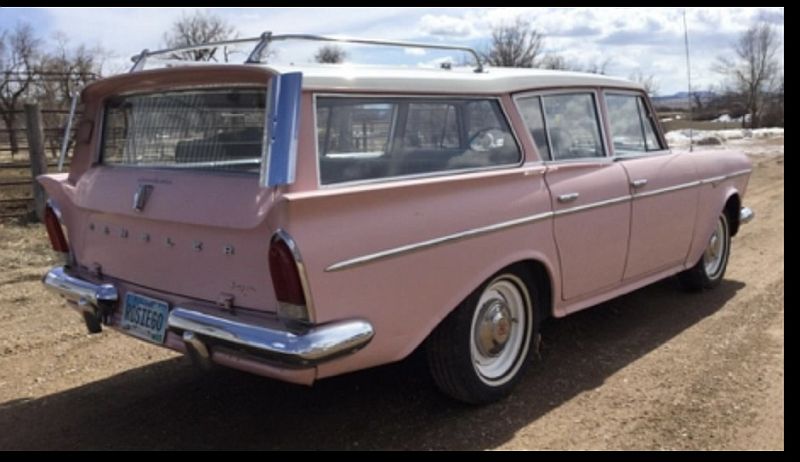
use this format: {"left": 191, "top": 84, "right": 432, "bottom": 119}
{"left": 516, "top": 91, "right": 631, "bottom": 301}
{"left": 603, "top": 91, "right": 699, "bottom": 280}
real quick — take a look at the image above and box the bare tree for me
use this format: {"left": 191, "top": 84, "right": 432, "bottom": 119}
{"left": 0, "top": 23, "right": 41, "bottom": 156}
{"left": 38, "top": 35, "right": 103, "bottom": 156}
{"left": 483, "top": 19, "right": 544, "bottom": 68}
{"left": 692, "top": 91, "right": 704, "bottom": 111}
{"left": 713, "top": 22, "right": 781, "bottom": 128}
{"left": 539, "top": 53, "right": 571, "bottom": 70}
{"left": 314, "top": 45, "right": 347, "bottom": 64}
{"left": 629, "top": 71, "right": 660, "bottom": 96}
{"left": 580, "top": 57, "right": 613, "bottom": 75}
{"left": 761, "top": 72, "right": 784, "bottom": 127}
{"left": 163, "top": 10, "right": 238, "bottom": 62}
{"left": 539, "top": 53, "right": 613, "bottom": 76}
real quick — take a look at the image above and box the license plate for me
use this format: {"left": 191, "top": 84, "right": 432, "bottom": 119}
{"left": 120, "top": 292, "right": 169, "bottom": 344}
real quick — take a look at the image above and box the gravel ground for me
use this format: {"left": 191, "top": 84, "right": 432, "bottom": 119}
{"left": 0, "top": 142, "right": 784, "bottom": 450}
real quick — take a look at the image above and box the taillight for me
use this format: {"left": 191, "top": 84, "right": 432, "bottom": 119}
{"left": 268, "top": 231, "right": 311, "bottom": 325}
{"left": 44, "top": 202, "right": 69, "bottom": 254}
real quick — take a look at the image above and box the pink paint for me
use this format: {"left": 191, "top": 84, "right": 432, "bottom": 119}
{"left": 37, "top": 65, "right": 752, "bottom": 384}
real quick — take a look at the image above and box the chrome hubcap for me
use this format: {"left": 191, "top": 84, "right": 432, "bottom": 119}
{"left": 469, "top": 275, "right": 532, "bottom": 386}
{"left": 704, "top": 216, "right": 727, "bottom": 278}
{"left": 475, "top": 299, "right": 513, "bottom": 357}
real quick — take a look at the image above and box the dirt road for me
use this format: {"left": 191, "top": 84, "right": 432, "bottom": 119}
{"left": 0, "top": 148, "right": 783, "bottom": 450}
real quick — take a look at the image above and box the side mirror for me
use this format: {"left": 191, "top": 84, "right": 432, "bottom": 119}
{"left": 260, "top": 72, "right": 303, "bottom": 187}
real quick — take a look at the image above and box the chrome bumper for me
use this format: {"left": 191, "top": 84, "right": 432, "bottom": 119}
{"left": 168, "top": 308, "right": 374, "bottom": 366}
{"left": 42, "top": 266, "right": 374, "bottom": 366}
{"left": 43, "top": 266, "right": 118, "bottom": 317}
{"left": 740, "top": 207, "right": 754, "bottom": 224}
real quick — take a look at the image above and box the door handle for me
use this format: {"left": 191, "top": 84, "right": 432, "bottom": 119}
{"left": 631, "top": 179, "right": 648, "bottom": 189}
{"left": 557, "top": 192, "right": 580, "bottom": 203}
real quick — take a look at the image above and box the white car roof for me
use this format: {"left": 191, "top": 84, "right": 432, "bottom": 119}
{"left": 264, "top": 63, "right": 643, "bottom": 95}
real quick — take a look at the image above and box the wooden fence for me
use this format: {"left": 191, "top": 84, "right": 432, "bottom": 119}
{"left": 0, "top": 104, "right": 75, "bottom": 220}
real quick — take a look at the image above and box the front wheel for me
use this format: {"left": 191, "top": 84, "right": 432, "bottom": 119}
{"left": 678, "top": 212, "right": 731, "bottom": 291}
{"left": 426, "top": 267, "right": 538, "bottom": 404}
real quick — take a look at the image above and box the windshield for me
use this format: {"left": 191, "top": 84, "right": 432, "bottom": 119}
{"left": 101, "top": 88, "right": 267, "bottom": 173}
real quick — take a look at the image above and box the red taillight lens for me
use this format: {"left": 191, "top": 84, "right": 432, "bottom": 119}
{"left": 44, "top": 204, "right": 69, "bottom": 253}
{"left": 268, "top": 238, "right": 306, "bottom": 306}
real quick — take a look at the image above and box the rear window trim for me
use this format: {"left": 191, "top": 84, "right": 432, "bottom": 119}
{"left": 312, "top": 92, "right": 525, "bottom": 189}
{"left": 96, "top": 85, "right": 269, "bottom": 174}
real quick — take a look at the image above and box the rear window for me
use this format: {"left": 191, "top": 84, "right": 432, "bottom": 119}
{"left": 316, "top": 96, "right": 521, "bottom": 185}
{"left": 101, "top": 88, "right": 266, "bottom": 172}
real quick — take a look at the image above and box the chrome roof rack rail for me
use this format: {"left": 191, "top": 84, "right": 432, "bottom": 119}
{"left": 130, "top": 36, "right": 264, "bottom": 72}
{"left": 130, "top": 32, "right": 484, "bottom": 73}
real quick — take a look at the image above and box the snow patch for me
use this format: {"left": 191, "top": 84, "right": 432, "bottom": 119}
{"left": 665, "top": 128, "right": 784, "bottom": 156}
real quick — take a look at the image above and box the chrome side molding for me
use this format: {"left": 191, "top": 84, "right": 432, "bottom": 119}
{"left": 325, "top": 211, "right": 554, "bottom": 272}
{"left": 326, "top": 170, "right": 756, "bottom": 273}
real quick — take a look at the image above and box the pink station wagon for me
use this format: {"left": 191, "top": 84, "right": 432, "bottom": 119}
{"left": 40, "top": 35, "right": 754, "bottom": 403}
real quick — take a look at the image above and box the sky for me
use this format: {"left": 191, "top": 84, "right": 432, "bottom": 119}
{"left": 0, "top": 7, "right": 785, "bottom": 96}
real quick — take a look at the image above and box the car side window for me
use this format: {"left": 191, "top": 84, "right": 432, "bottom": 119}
{"left": 516, "top": 96, "right": 551, "bottom": 160}
{"left": 638, "top": 97, "right": 663, "bottom": 151}
{"left": 404, "top": 103, "right": 459, "bottom": 149}
{"left": 606, "top": 93, "right": 664, "bottom": 155}
{"left": 316, "top": 102, "right": 394, "bottom": 159}
{"left": 316, "top": 97, "right": 520, "bottom": 185}
{"left": 540, "top": 93, "right": 605, "bottom": 161}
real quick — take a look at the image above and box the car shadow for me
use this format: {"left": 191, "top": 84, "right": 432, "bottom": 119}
{"left": 0, "top": 278, "right": 744, "bottom": 450}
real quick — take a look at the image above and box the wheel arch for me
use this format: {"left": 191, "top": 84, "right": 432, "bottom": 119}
{"left": 514, "top": 258, "right": 554, "bottom": 327}
{"left": 421, "top": 254, "right": 556, "bottom": 351}
{"left": 724, "top": 191, "right": 742, "bottom": 237}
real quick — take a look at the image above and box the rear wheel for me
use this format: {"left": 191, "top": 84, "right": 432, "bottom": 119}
{"left": 426, "top": 267, "right": 538, "bottom": 404}
{"left": 678, "top": 212, "right": 731, "bottom": 291}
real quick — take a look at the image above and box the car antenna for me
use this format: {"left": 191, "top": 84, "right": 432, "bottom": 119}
{"left": 683, "top": 8, "right": 694, "bottom": 152}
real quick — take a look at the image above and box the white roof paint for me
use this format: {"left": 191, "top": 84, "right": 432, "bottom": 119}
{"left": 138, "top": 60, "right": 642, "bottom": 94}
{"left": 263, "top": 63, "right": 643, "bottom": 94}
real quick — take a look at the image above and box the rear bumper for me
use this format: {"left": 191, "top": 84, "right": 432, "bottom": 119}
{"left": 43, "top": 266, "right": 118, "bottom": 315}
{"left": 168, "top": 308, "right": 374, "bottom": 366}
{"left": 42, "top": 266, "right": 374, "bottom": 367}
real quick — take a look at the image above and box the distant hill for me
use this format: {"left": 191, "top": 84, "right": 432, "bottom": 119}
{"left": 652, "top": 91, "right": 717, "bottom": 110}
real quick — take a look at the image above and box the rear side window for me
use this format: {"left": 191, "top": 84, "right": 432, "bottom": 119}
{"left": 606, "top": 93, "right": 664, "bottom": 155}
{"left": 539, "top": 93, "right": 605, "bottom": 160}
{"left": 102, "top": 88, "right": 266, "bottom": 172}
{"left": 316, "top": 97, "right": 520, "bottom": 185}
{"left": 405, "top": 103, "right": 460, "bottom": 149}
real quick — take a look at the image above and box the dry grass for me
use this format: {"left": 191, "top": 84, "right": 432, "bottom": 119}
{"left": 0, "top": 223, "right": 58, "bottom": 275}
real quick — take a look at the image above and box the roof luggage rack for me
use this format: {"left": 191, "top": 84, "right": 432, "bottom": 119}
{"left": 130, "top": 32, "right": 484, "bottom": 73}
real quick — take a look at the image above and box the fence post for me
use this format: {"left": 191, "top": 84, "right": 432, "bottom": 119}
{"left": 25, "top": 103, "right": 48, "bottom": 222}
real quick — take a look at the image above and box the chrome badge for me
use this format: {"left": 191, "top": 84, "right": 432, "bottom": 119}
{"left": 133, "top": 184, "right": 154, "bottom": 212}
